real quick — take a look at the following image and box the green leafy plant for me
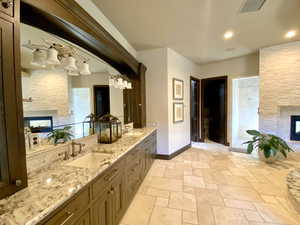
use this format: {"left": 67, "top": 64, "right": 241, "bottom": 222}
{"left": 243, "top": 130, "right": 294, "bottom": 159}
{"left": 47, "top": 126, "right": 73, "bottom": 145}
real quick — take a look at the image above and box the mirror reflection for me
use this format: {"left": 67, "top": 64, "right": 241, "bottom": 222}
{"left": 21, "top": 24, "right": 131, "bottom": 153}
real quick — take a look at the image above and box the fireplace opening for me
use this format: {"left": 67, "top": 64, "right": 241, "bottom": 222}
{"left": 290, "top": 115, "right": 300, "bottom": 141}
{"left": 24, "top": 116, "right": 53, "bottom": 133}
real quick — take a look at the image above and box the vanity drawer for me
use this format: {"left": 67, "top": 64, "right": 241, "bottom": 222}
{"left": 43, "top": 188, "right": 90, "bottom": 225}
{"left": 92, "top": 160, "right": 123, "bottom": 199}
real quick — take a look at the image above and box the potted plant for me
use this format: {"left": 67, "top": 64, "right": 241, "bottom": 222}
{"left": 243, "top": 130, "right": 294, "bottom": 163}
{"left": 47, "top": 126, "right": 73, "bottom": 145}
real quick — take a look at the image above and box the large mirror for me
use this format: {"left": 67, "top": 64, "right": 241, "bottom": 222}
{"left": 21, "top": 24, "right": 131, "bottom": 153}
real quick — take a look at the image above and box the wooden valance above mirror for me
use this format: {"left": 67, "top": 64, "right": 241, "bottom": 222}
{"left": 21, "top": 0, "right": 140, "bottom": 75}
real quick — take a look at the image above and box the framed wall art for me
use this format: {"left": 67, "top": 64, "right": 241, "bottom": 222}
{"left": 173, "top": 78, "right": 184, "bottom": 100}
{"left": 173, "top": 102, "right": 184, "bottom": 123}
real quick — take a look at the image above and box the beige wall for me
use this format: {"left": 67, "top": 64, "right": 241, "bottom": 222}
{"left": 138, "top": 48, "right": 201, "bottom": 155}
{"left": 167, "top": 49, "right": 201, "bottom": 154}
{"left": 138, "top": 48, "right": 169, "bottom": 155}
{"left": 200, "top": 52, "right": 259, "bottom": 77}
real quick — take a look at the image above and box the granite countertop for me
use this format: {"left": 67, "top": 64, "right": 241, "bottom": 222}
{"left": 0, "top": 128, "right": 156, "bottom": 225}
{"left": 287, "top": 168, "right": 300, "bottom": 213}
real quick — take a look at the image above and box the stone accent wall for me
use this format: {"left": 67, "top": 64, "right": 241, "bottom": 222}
{"left": 22, "top": 70, "right": 70, "bottom": 116}
{"left": 260, "top": 41, "right": 300, "bottom": 150}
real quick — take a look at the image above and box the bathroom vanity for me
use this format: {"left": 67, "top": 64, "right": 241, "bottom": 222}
{"left": 0, "top": 128, "right": 156, "bottom": 225}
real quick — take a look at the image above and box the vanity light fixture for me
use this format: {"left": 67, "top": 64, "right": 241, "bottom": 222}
{"left": 31, "top": 49, "right": 46, "bottom": 68}
{"left": 65, "top": 55, "right": 78, "bottom": 71}
{"left": 79, "top": 61, "right": 91, "bottom": 75}
{"left": 285, "top": 30, "right": 296, "bottom": 39}
{"left": 109, "top": 75, "right": 133, "bottom": 90}
{"left": 46, "top": 46, "right": 61, "bottom": 65}
{"left": 224, "top": 31, "right": 234, "bottom": 40}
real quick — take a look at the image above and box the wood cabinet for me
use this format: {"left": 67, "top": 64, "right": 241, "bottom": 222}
{"left": 92, "top": 189, "right": 111, "bottom": 225}
{"left": 73, "top": 211, "right": 91, "bottom": 225}
{"left": 39, "top": 131, "right": 156, "bottom": 225}
{"left": 0, "top": 0, "right": 28, "bottom": 199}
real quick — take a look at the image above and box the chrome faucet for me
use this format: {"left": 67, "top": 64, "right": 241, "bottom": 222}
{"left": 71, "top": 141, "right": 86, "bottom": 157}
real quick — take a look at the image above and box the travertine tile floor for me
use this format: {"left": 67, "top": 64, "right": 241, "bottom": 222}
{"left": 120, "top": 147, "right": 300, "bottom": 225}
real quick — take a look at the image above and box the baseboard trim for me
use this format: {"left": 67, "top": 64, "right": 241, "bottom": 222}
{"left": 155, "top": 143, "right": 191, "bottom": 160}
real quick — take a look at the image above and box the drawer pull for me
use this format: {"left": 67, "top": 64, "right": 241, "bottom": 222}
{"left": 60, "top": 211, "right": 74, "bottom": 225}
{"left": 1, "top": 0, "right": 13, "bottom": 8}
{"left": 104, "top": 168, "right": 118, "bottom": 181}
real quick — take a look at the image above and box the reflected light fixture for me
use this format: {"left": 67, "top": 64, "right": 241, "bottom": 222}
{"left": 46, "top": 46, "right": 60, "bottom": 65}
{"left": 127, "top": 82, "right": 132, "bottom": 89}
{"left": 224, "top": 31, "right": 234, "bottom": 40}
{"left": 80, "top": 61, "right": 91, "bottom": 75}
{"left": 67, "top": 70, "right": 79, "bottom": 76}
{"left": 285, "top": 30, "right": 296, "bottom": 39}
{"left": 65, "top": 55, "right": 77, "bottom": 71}
{"left": 31, "top": 49, "right": 46, "bottom": 68}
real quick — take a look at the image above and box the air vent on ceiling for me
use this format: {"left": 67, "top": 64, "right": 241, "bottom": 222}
{"left": 240, "top": 0, "right": 266, "bottom": 13}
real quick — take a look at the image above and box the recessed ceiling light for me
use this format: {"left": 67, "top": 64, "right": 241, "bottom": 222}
{"left": 285, "top": 30, "right": 296, "bottom": 38}
{"left": 224, "top": 31, "right": 234, "bottom": 40}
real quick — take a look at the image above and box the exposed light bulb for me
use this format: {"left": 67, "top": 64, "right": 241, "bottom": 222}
{"left": 285, "top": 30, "right": 296, "bottom": 38}
{"left": 224, "top": 31, "right": 234, "bottom": 40}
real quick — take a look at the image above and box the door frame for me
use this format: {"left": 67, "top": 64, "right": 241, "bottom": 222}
{"left": 200, "top": 76, "right": 229, "bottom": 145}
{"left": 93, "top": 85, "right": 110, "bottom": 116}
{"left": 190, "top": 76, "right": 201, "bottom": 142}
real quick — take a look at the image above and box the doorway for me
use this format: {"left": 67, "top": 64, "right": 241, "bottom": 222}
{"left": 93, "top": 85, "right": 110, "bottom": 117}
{"left": 201, "top": 76, "right": 228, "bottom": 145}
{"left": 190, "top": 77, "right": 201, "bottom": 142}
{"left": 232, "top": 76, "right": 259, "bottom": 148}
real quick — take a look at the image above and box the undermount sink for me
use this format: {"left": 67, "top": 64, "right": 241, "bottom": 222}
{"left": 66, "top": 152, "right": 111, "bottom": 169}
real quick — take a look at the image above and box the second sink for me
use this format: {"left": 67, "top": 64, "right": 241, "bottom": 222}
{"left": 66, "top": 152, "right": 111, "bottom": 169}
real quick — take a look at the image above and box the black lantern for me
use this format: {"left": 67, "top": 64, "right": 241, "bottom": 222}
{"left": 97, "top": 114, "right": 122, "bottom": 144}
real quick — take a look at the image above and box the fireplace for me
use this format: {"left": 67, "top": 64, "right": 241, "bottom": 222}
{"left": 24, "top": 116, "right": 53, "bottom": 133}
{"left": 290, "top": 115, "right": 300, "bottom": 141}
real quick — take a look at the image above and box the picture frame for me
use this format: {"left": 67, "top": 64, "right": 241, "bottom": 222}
{"left": 173, "top": 78, "right": 184, "bottom": 100}
{"left": 173, "top": 102, "right": 184, "bottom": 123}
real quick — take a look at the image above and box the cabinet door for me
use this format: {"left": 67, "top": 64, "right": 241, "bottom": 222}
{"left": 110, "top": 175, "right": 125, "bottom": 225}
{"left": 73, "top": 210, "right": 91, "bottom": 225}
{"left": 0, "top": 9, "right": 28, "bottom": 199}
{"left": 92, "top": 189, "right": 112, "bottom": 225}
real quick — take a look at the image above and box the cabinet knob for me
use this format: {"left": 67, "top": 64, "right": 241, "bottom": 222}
{"left": 1, "top": 0, "right": 13, "bottom": 8}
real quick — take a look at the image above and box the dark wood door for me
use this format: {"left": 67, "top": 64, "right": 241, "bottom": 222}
{"left": 201, "top": 77, "right": 228, "bottom": 145}
{"left": 94, "top": 86, "right": 110, "bottom": 117}
{"left": 92, "top": 189, "right": 112, "bottom": 225}
{"left": 190, "top": 77, "right": 200, "bottom": 142}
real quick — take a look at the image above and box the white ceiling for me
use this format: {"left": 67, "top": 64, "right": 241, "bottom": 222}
{"left": 92, "top": 0, "right": 300, "bottom": 64}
